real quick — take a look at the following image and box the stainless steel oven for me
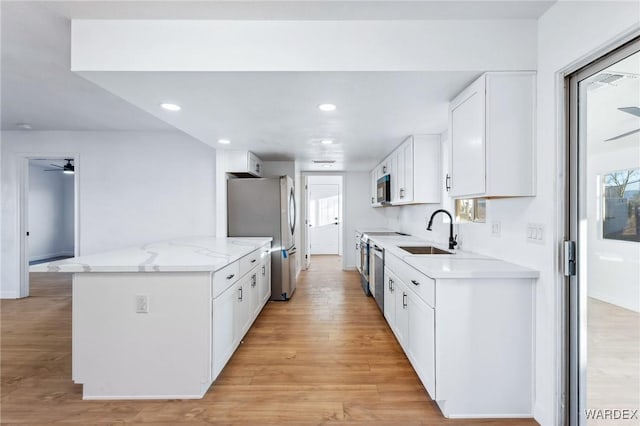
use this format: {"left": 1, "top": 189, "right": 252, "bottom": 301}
{"left": 358, "top": 231, "right": 407, "bottom": 297}
{"left": 371, "top": 243, "right": 384, "bottom": 313}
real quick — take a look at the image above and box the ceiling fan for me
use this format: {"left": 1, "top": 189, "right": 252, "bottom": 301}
{"left": 605, "top": 106, "right": 640, "bottom": 142}
{"left": 44, "top": 159, "right": 75, "bottom": 174}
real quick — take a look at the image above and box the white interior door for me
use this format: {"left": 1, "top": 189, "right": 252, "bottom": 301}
{"left": 308, "top": 183, "right": 340, "bottom": 255}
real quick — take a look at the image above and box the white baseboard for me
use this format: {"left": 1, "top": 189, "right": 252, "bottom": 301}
{"left": 0, "top": 291, "right": 20, "bottom": 299}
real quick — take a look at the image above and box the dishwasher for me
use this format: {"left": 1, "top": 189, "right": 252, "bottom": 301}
{"left": 371, "top": 243, "right": 384, "bottom": 313}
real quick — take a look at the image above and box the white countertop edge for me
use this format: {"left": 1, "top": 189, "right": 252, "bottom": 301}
{"left": 367, "top": 235, "right": 539, "bottom": 280}
{"left": 30, "top": 236, "right": 273, "bottom": 274}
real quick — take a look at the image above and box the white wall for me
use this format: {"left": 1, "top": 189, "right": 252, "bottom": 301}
{"left": 343, "top": 171, "right": 389, "bottom": 269}
{"left": 27, "top": 162, "right": 74, "bottom": 261}
{"left": 1, "top": 131, "right": 217, "bottom": 298}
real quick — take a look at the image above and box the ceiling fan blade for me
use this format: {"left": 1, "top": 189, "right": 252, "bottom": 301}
{"left": 44, "top": 169, "right": 62, "bottom": 172}
{"left": 605, "top": 128, "right": 640, "bottom": 142}
{"left": 49, "top": 164, "right": 63, "bottom": 169}
{"left": 619, "top": 106, "right": 640, "bottom": 117}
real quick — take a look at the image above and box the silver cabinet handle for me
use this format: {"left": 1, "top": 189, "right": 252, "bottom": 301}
{"left": 262, "top": 265, "right": 266, "bottom": 276}
{"left": 251, "top": 274, "right": 257, "bottom": 287}
{"left": 402, "top": 292, "right": 407, "bottom": 309}
{"left": 226, "top": 274, "right": 235, "bottom": 280}
{"left": 251, "top": 259, "right": 257, "bottom": 264}
{"left": 399, "top": 188, "right": 405, "bottom": 198}
{"left": 382, "top": 165, "right": 387, "bottom": 174}
{"left": 238, "top": 287, "right": 243, "bottom": 301}
{"left": 446, "top": 173, "right": 451, "bottom": 192}
{"left": 411, "top": 280, "right": 420, "bottom": 286}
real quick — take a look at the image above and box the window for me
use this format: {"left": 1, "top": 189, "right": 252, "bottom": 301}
{"left": 602, "top": 168, "right": 640, "bottom": 242}
{"left": 455, "top": 199, "right": 486, "bottom": 223}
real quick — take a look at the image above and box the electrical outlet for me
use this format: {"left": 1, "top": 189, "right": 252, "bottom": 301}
{"left": 526, "top": 223, "right": 545, "bottom": 244}
{"left": 136, "top": 295, "right": 149, "bottom": 313}
{"left": 491, "top": 221, "right": 501, "bottom": 237}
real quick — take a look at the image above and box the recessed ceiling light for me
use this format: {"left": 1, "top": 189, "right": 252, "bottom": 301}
{"left": 160, "top": 102, "right": 181, "bottom": 111}
{"left": 16, "top": 123, "right": 32, "bottom": 130}
{"left": 218, "top": 139, "right": 231, "bottom": 145}
{"left": 317, "top": 103, "right": 336, "bottom": 112}
{"left": 320, "top": 139, "right": 334, "bottom": 145}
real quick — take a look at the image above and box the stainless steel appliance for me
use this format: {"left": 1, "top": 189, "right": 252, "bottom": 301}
{"left": 371, "top": 243, "right": 384, "bottom": 312}
{"left": 227, "top": 176, "right": 297, "bottom": 301}
{"left": 359, "top": 231, "right": 407, "bottom": 297}
{"left": 376, "top": 174, "right": 391, "bottom": 204}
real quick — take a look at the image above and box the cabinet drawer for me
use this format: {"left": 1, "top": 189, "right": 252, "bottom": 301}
{"left": 239, "top": 250, "right": 261, "bottom": 277}
{"left": 385, "top": 252, "right": 435, "bottom": 308}
{"left": 213, "top": 261, "right": 240, "bottom": 298}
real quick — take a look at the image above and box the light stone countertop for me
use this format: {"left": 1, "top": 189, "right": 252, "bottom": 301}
{"left": 368, "top": 235, "right": 539, "bottom": 280}
{"left": 30, "top": 236, "right": 273, "bottom": 273}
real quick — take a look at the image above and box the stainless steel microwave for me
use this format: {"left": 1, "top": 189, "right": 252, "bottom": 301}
{"left": 376, "top": 174, "right": 391, "bottom": 204}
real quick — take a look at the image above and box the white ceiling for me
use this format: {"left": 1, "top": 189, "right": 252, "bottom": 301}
{"left": 2, "top": 0, "right": 556, "bottom": 170}
{"left": 1, "top": 2, "right": 173, "bottom": 131}
{"left": 79, "top": 70, "right": 480, "bottom": 170}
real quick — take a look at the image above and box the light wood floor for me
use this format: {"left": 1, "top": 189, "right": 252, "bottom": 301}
{"left": 587, "top": 297, "right": 640, "bottom": 425}
{"left": 1, "top": 256, "right": 538, "bottom": 424}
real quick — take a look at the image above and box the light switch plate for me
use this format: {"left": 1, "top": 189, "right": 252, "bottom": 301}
{"left": 136, "top": 295, "right": 149, "bottom": 313}
{"left": 491, "top": 221, "right": 501, "bottom": 237}
{"left": 526, "top": 223, "right": 545, "bottom": 244}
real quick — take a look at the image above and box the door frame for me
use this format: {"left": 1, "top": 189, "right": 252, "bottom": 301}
{"left": 19, "top": 153, "right": 81, "bottom": 297}
{"left": 300, "top": 172, "right": 345, "bottom": 270}
{"left": 563, "top": 36, "right": 640, "bottom": 426}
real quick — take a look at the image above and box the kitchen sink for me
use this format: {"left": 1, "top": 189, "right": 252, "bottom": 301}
{"left": 398, "top": 246, "right": 453, "bottom": 255}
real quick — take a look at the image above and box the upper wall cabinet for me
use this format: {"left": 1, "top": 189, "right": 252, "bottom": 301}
{"left": 226, "top": 151, "right": 263, "bottom": 178}
{"left": 391, "top": 135, "right": 440, "bottom": 205}
{"left": 449, "top": 72, "right": 536, "bottom": 198}
{"left": 371, "top": 134, "right": 441, "bottom": 207}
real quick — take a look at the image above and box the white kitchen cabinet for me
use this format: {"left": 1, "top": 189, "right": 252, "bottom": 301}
{"left": 370, "top": 170, "right": 377, "bottom": 206}
{"left": 393, "top": 278, "right": 409, "bottom": 349}
{"left": 372, "top": 134, "right": 441, "bottom": 207}
{"left": 259, "top": 248, "right": 271, "bottom": 306}
{"left": 449, "top": 72, "right": 535, "bottom": 198}
{"left": 392, "top": 136, "right": 431, "bottom": 205}
{"left": 355, "top": 232, "right": 362, "bottom": 273}
{"left": 226, "top": 150, "right": 263, "bottom": 177}
{"left": 212, "top": 281, "right": 238, "bottom": 379}
{"left": 407, "top": 293, "right": 436, "bottom": 398}
{"left": 212, "top": 244, "right": 271, "bottom": 382}
{"left": 380, "top": 249, "right": 534, "bottom": 418}
{"left": 383, "top": 266, "right": 398, "bottom": 328}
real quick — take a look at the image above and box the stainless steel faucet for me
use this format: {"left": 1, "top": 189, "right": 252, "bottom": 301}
{"left": 426, "top": 209, "right": 458, "bottom": 250}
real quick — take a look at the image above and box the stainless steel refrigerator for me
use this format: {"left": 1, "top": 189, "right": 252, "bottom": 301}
{"left": 227, "top": 176, "right": 297, "bottom": 301}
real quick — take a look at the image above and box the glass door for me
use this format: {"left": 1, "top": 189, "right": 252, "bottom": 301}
{"left": 567, "top": 38, "right": 640, "bottom": 425}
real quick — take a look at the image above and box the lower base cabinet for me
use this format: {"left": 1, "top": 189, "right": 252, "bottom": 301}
{"left": 212, "top": 243, "right": 271, "bottom": 382}
{"left": 383, "top": 252, "right": 534, "bottom": 418}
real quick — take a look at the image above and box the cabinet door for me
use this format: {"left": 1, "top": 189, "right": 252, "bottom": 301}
{"left": 235, "top": 278, "right": 252, "bottom": 340}
{"left": 383, "top": 267, "right": 397, "bottom": 327}
{"left": 212, "top": 282, "right": 238, "bottom": 379}
{"left": 260, "top": 253, "right": 271, "bottom": 305}
{"left": 408, "top": 293, "right": 436, "bottom": 398}
{"left": 450, "top": 77, "right": 486, "bottom": 197}
{"left": 394, "top": 280, "right": 409, "bottom": 349}
{"left": 370, "top": 170, "right": 377, "bottom": 205}
{"left": 249, "top": 271, "right": 260, "bottom": 320}
{"left": 355, "top": 234, "right": 362, "bottom": 272}
{"left": 248, "top": 153, "right": 262, "bottom": 177}
{"left": 400, "top": 140, "right": 414, "bottom": 202}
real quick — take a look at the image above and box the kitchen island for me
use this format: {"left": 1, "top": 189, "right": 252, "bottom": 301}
{"left": 367, "top": 235, "right": 539, "bottom": 419}
{"left": 31, "top": 236, "right": 272, "bottom": 400}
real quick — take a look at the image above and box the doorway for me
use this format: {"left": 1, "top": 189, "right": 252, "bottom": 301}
{"left": 20, "top": 156, "right": 79, "bottom": 297}
{"left": 566, "top": 38, "right": 640, "bottom": 425}
{"left": 303, "top": 175, "right": 344, "bottom": 270}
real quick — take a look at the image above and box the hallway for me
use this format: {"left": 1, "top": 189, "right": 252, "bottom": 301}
{"left": 1, "top": 260, "right": 536, "bottom": 424}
